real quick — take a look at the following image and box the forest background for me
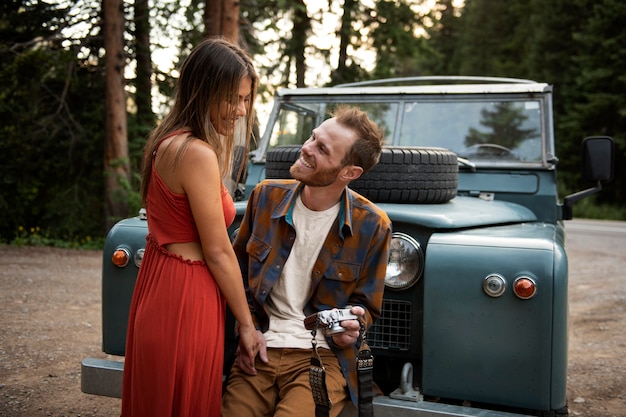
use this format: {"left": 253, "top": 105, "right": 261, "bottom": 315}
{"left": 1, "top": 0, "right": 624, "bottom": 248}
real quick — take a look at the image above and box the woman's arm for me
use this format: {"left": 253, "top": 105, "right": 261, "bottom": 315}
{"left": 179, "top": 139, "right": 258, "bottom": 369}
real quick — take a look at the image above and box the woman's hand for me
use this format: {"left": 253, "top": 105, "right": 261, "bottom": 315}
{"left": 237, "top": 328, "right": 267, "bottom": 376}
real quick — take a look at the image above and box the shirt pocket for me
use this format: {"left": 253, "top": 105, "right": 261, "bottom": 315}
{"left": 326, "top": 260, "right": 360, "bottom": 283}
{"left": 320, "top": 261, "right": 361, "bottom": 305}
{"left": 246, "top": 235, "right": 271, "bottom": 263}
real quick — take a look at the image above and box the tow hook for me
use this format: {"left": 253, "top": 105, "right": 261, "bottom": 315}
{"left": 389, "top": 362, "right": 423, "bottom": 402}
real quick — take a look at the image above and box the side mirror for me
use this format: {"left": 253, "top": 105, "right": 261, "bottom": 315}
{"left": 582, "top": 136, "right": 614, "bottom": 182}
{"left": 562, "top": 136, "right": 614, "bottom": 220}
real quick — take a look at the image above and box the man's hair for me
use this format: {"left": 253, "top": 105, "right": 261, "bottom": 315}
{"left": 334, "top": 106, "right": 384, "bottom": 175}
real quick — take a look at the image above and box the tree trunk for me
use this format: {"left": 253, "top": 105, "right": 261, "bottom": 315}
{"left": 134, "top": 0, "right": 153, "bottom": 135}
{"left": 292, "top": 0, "right": 310, "bottom": 87}
{"left": 205, "top": 0, "right": 223, "bottom": 37}
{"left": 337, "top": 0, "right": 356, "bottom": 73}
{"left": 221, "top": 0, "right": 240, "bottom": 42}
{"left": 205, "top": 0, "right": 239, "bottom": 43}
{"left": 103, "top": 0, "right": 130, "bottom": 230}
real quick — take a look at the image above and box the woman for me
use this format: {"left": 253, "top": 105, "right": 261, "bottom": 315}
{"left": 120, "top": 38, "right": 259, "bottom": 417}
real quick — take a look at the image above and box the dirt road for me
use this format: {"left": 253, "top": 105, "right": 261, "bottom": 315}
{"left": 0, "top": 219, "right": 625, "bottom": 416}
{"left": 564, "top": 220, "right": 626, "bottom": 416}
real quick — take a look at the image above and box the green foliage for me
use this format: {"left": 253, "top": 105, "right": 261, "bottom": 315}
{"left": 0, "top": 0, "right": 108, "bottom": 243}
{"left": 369, "top": 0, "right": 431, "bottom": 79}
{"left": 422, "top": 0, "right": 462, "bottom": 75}
{"left": 0, "top": 46, "right": 108, "bottom": 242}
{"left": 10, "top": 225, "right": 105, "bottom": 250}
{"left": 566, "top": 0, "right": 626, "bottom": 206}
{"left": 565, "top": 195, "right": 626, "bottom": 221}
{"left": 446, "top": 0, "right": 525, "bottom": 77}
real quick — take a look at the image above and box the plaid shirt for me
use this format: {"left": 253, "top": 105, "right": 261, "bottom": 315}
{"left": 233, "top": 179, "right": 391, "bottom": 405}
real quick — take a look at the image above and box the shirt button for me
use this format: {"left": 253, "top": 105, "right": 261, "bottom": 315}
{"left": 315, "top": 271, "right": 320, "bottom": 276}
{"left": 338, "top": 272, "right": 343, "bottom": 278}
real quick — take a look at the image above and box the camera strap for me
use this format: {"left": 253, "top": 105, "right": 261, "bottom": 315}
{"left": 309, "top": 317, "right": 375, "bottom": 417}
{"left": 357, "top": 321, "right": 374, "bottom": 417}
{"left": 310, "top": 322, "right": 332, "bottom": 417}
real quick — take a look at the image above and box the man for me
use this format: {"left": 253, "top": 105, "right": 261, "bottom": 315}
{"left": 222, "top": 106, "right": 391, "bottom": 417}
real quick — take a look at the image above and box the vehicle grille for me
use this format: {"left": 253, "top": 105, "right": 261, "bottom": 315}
{"left": 367, "top": 299, "right": 412, "bottom": 351}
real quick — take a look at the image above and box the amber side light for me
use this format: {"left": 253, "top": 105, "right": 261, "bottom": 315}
{"left": 513, "top": 277, "right": 537, "bottom": 299}
{"left": 112, "top": 248, "right": 130, "bottom": 268}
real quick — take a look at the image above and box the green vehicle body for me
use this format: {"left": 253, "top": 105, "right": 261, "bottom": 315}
{"left": 82, "top": 77, "right": 614, "bottom": 417}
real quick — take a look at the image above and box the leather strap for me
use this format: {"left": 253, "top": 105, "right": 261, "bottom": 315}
{"left": 310, "top": 355, "right": 332, "bottom": 417}
{"left": 357, "top": 344, "right": 374, "bottom": 417}
{"left": 308, "top": 313, "right": 375, "bottom": 417}
{"left": 309, "top": 320, "right": 332, "bottom": 417}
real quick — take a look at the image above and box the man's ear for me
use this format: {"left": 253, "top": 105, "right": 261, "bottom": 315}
{"left": 341, "top": 165, "right": 364, "bottom": 182}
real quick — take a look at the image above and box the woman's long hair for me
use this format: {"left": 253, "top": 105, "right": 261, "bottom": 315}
{"left": 140, "top": 37, "right": 258, "bottom": 205}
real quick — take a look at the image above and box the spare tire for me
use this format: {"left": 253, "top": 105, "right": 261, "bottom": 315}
{"left": 265, "top": 145, "right": 301, "bottom": 180}
{"left": 265, "top": 145, "right": 458, "bottom": 204}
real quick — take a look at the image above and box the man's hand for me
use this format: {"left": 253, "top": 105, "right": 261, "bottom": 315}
{"left": 237, "top": 330, "right": 268, "bottom": 375}
{"left": 331, "top": 305, "right": 365, "bottom": 348}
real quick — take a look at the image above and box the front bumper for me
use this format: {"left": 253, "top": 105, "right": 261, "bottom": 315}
{"left": 81, "top": 358, "right": 532, "bottom": 417}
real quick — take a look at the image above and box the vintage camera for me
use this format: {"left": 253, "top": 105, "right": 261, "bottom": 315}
{"left": 304, "top": 308, "right": 359, "bottom": 335}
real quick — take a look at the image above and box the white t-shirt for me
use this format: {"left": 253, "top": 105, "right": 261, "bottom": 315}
{"left": 264, "top": 195, "right": 340, "bottom": 349}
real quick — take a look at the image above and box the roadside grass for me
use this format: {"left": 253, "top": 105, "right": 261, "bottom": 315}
{"left": 10, "top": 226, "right": 105, "bottom": 250}
{"left": 568, "top": 198, "right": 626, "bottom": 221}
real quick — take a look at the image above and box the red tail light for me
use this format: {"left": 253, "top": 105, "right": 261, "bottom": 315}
{"left": 513, "top": 276, "right": 537, "bottom": 299}
{"left": 112, "top": 248, "right": 130, "bottom": 268}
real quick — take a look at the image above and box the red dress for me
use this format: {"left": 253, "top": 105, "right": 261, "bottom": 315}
{"left": 121, "top": 133, "right": 236, "bottom": 417}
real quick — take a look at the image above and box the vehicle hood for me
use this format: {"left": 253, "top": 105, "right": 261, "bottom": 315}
{"left": 377, "top": 196, "right": 537, "bottom": 229}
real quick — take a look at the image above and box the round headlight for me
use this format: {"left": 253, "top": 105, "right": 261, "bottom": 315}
{"left": 385, "top": 233, "right": 424, "bottom": 290}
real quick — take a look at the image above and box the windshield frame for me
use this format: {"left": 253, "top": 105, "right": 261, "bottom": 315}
{"left": 255, "top": 88, "right": 555, "bottom": 170}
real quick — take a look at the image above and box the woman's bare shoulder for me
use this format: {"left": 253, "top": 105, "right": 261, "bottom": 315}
{"left": 182, "top": 137, "right": 218, "bottom": 165}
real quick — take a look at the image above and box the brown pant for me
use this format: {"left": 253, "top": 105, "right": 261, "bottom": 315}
{"left": 222, "top": 348, "right": 349, "bottom": 417}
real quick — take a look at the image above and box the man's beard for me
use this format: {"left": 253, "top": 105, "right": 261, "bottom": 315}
{"left": 289, "top": 160, "right": 343, "bottom": 187}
